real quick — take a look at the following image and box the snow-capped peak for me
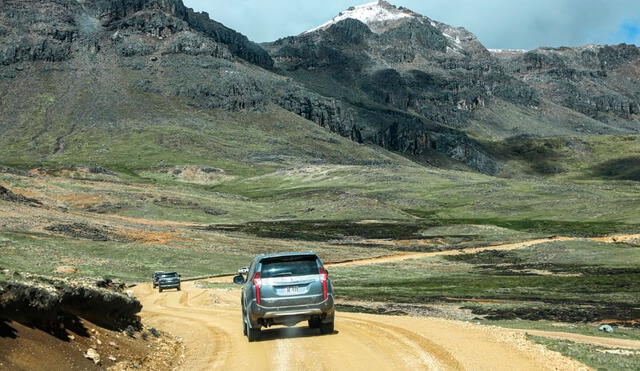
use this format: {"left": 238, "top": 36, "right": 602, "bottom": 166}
{"left": 304, "top": 1, "right": 417, "bottom": 34}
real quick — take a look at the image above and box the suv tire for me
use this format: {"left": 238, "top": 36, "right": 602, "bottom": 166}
{"left": 319, "top": 320, "right": 334, "bottom": 335}
{"left": 242, "top": 306, "right": 248, "bottom": 336}
{"left": 159, "top": 287, "right": 163, "bottom": 293}
{"left": 246, "top": 321, "right": 260, "bottom": 342}
{"left": 308, "top": 318, "right": 321, "bottom": 329}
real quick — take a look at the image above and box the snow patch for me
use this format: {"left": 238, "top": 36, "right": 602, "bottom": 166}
{"left": 442, "top": 31, "right": 464, "bottom": 51}
{"left": 304, "top": 1, "right": 415, "bottom": 34}
{"left": 488, "top": 49, "right": 527, "bottom": 53}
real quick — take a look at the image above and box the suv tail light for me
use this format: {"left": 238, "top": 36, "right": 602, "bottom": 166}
{"left": 253, "top": 272, "right": 262, "bottom": 305}
{"left": 319, "top": 267, "right": 328, "bottom": 300}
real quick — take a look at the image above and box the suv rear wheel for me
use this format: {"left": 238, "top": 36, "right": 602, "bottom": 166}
{"left": 319, "top": 319, "right": 334, "bottom": 335}
{"left": 308, "top": 318, "right": 321, "bottom": 329}
{"left": 242, "top": 305, "right": 248, "bottom": 336}
{"left": 246, "top": 321, "right": 260, "bottom": 342}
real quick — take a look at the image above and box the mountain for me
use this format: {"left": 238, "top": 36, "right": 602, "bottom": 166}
{"left": 264, "top": 0, "right": 640, "bottom": 146}
{"left": 0, "top": 0, "right": 411, "bottom": 174}
{"left": 0, "top": 0, "right": 638, "bottom": 177}
{"left": 265, "top": 0, "right": 514, "bottom": 172}
{"left": 0, "top": 0, "right": 504, "bottom": 174}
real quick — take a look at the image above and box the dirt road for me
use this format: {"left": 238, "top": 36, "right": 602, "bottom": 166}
{"left": 134, "top": 282, "right": 589, "bottom": 371}
{"left": 329, "top": 234, "right": 640, "bottom": 268}
{"left": 328, "top": 236, "right": 575, "bottom": 267}
{"left": 204, "top": 234, "right": 632, "bottom": 283}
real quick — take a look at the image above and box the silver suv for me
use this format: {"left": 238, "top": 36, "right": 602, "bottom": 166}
{"left": 233, "top": 252, "right": 335, "bottom": 342}
{"left": 156, "top": 272, "right": 181, "bottom": 292}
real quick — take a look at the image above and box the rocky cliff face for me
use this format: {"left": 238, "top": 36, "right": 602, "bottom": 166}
{"left": 0, "top": 0, "right": 272, "bottom": 68}
{"left": 496, "top": 44, "right": 640, "bottom": 128}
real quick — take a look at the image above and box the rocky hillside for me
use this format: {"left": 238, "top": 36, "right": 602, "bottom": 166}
{"left": 266, "top": 0, "right": 529, "bottom": 125}
{"left": 0, "top": 0, "right": 508, "bottom": 174}
{"left": 0, "top": 0, "right": 638, "bottom": 175}
{"left": 495, "top": 45, "right": 640, "bottom": 132}
{"left": 0, "top": 0, "right": 272, "bottom": 68}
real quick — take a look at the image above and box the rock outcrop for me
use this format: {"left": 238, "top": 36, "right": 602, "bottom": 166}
{"left": 0, "top": 185, "right": 42, "bottom": 206}
{"left": 0, "top": 0, "right": 272, "bottom": 68}
{"left": 0, "top": 276, "right": 141, "bottom": 331}
{"left": 497, "top": 44, "right": 640, "bottom": 123}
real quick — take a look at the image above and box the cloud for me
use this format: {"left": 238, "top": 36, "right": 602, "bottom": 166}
{"left": 183, "top": 0, "right": 640, "bottom": 49}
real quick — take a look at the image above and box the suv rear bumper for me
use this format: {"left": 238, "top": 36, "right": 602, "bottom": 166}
{"left": 248, "top": 295, "right": 334, "bottom": 327}
{"left": 158, "top": 282, "right": 180, "bottom": 288}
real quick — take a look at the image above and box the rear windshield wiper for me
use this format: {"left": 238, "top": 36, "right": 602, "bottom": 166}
{"left": 272, "top": 272, "right": 293, "bottom": 277}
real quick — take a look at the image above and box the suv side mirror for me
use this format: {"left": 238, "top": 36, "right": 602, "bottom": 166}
{"left": 233, "top": 275, "right": 245, "bottom": 284}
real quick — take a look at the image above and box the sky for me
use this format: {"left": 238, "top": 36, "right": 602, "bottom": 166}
{"left": 183, "top": 0, "right": 640, "bottom": 50}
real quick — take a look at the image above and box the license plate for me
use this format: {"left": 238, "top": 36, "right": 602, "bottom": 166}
{"left": 282, "top": 286, "right": 300, "bottom": 295}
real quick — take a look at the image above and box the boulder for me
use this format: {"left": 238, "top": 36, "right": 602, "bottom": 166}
{"left": 84, "top": 348, "right": 101, "bottom": 365}
{"left": 599, "top": 324, "right": 614, "bottom": 333}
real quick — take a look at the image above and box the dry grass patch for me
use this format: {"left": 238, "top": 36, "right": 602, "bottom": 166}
{"left": 119, "top": 229, "right": 195, "bottom": 245}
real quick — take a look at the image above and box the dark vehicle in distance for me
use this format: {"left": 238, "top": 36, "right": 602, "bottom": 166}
{"left": 233, "top": 252, "right": 335, "bottom": 342}
{"left": 152, "top": 271, "right": 165, "bottom": 288}
{"left": 157, "top": 272, "right": 181, "bottom": 292}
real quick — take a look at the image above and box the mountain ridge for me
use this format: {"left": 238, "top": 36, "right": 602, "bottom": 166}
{"left": 265, "top": 1, "right": 639, "bottom": 142}
{"left": 0, "top": 0, "right": 638, "bottom": 176}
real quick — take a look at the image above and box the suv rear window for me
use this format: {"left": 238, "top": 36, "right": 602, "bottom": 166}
{"left": 160, "top": 273, "right": 178, "bottom": 278}
{"left": 260, "top": 256, "right": 319, "bottom": 278}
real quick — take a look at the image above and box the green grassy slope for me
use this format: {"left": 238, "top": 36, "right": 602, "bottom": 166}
{"left": 493, "top": 135, "right": 640, "bottom": 180}
{"left": 212, "top": 164, "right": 640, "bottom": 228}
{"left": 0, "top": 94, "right": 404, "bottom": 177}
